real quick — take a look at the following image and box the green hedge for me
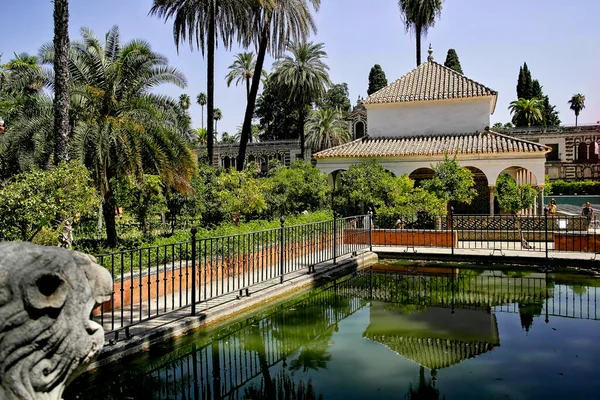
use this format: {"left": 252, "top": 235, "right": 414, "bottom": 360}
{"left": 548, "top": 180, "right": 600, "bottom": 195}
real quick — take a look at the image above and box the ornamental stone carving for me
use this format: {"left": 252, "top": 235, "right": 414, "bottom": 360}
{"left": 0, "top": 242, "right": 112, "bottom": 400}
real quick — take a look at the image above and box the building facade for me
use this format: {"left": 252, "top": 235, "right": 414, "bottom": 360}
{"left": 317, "top": 46, "right": 550, "bottom": 215}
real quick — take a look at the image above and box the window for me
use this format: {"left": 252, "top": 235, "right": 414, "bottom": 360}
{"left": 546, "top": 144, "right": 559, "bottom": 161}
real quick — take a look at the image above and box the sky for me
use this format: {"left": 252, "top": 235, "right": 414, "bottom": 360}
{"left": 1, "top": 0, "right": 599, "bottom": 138}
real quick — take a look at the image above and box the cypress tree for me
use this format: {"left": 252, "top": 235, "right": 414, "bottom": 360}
{"left": 443, "top": 49, "right": 463, "bottom": 74}
{"left": 531, "top": 79, "right": 543, "bottom": 99}
{"left": 367, "top": 64, "right": 388, "bottom": 95}
{"left": 516, "top": 62, "right": 533, "bottom": 100}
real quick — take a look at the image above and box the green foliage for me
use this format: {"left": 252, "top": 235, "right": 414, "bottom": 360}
{"left": 443, "top": 49, "right": 463, "bottom": 74}
{"left": 516, "top": 63, "right": 533, "bottom": 100}
{"left": 491, "top": 122, "right": 514, "bottom": 130}
{"left": 304, "top": 107, "right": 351, "bottom": 152}
{"left": 216, "top": 169, "right": 268, "bottom": 223}
{"left": 568, "top": 93, "right": 586, "bottom": 126}
{"left": 0, "top": 162, "right": 98, "bottom": 241}
{"left": 398, "top": 0, "right": 443, "bottom": 65}
{"left": 547, "top": 179, "right": 600, "bottom": 195}
{"left": 255, "top": 76, "right": 300, "bottom": 141}
{"left": 495, "top": 173, "right": 537, "bottom": 214}
{"left": 334, "top": 159, "right": 445, "bottom": 216}
{"left": 421, "top": 155, "right": 476, "bottom": 208}
{"left": 318, "top": 82, "right": 351, "bottom": 115}
{"left": 367, "top": 64, "right": 388, "bottom": 95}
{"left": 514, "top": 63, "right": 560, "bottom": 127}
{"left": 265, "top": 160, "right": 331, "bottom": 216}
{"left": 113, "top": 175, "right": 168, "bottom": 236}
{"left": 509, "top": 98, "right": 544, "bottom": 127}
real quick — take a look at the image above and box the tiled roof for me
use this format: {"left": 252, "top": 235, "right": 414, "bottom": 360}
{"left": 313, "top": 131, "right": 549, "bottom": 159}
{"left": 364, "top": 59, "right": 497, "bottom": 111}
{"left": 364, "top": 335, "right": 497, "bottom": 370}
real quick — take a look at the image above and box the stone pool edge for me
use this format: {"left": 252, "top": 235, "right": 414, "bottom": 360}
{"left": 88, "top": 250, "right": 378, "bottom": 370}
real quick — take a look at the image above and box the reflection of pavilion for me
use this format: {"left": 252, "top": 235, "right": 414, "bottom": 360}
{"left": 364, "top": 302, "right": 499, "bottom": 370}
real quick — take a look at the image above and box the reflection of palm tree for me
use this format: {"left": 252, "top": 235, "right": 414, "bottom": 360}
{"left": 405, "top": 366, "right": 442, "bottom": 400}
{"left": 244, "top": 370, "right": 323, "bottom": 400}
{"left": 289, "top": 328, "right": 333, "bottom": 372}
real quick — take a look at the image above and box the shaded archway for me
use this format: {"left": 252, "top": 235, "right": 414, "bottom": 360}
{"left": 409, "top": 168, "right": 435, "bottom": 188}
{"left": 494, "top": 166, "right": 541, "bottom": 215}
{"left": 452, "top": 167, "right": 489, "bottom": 215}
{"left": 355, "top": 121, "right": 365, "bottom": 139}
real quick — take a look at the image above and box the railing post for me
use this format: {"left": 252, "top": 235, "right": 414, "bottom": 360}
{"left": 450, "top": 207, "right": 455, "bottom": 256}
{"left": 367, "top": 211, "right": 373, "bottom": 252}
{"left": 544, "top": 208, "right": 549, "bottom": 259}
{"left": 333, "top": 215, "right": 337, "bottom": 265}
{"left": 191, "top": 226, "right": 197, "bottom": 316}
{"left": 280, "top": 215, "right": 285, "bottom": 284}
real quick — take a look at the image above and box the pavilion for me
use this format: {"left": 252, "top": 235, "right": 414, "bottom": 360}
{"left": 316, "top": 46, "right": 550, "bottom": 215}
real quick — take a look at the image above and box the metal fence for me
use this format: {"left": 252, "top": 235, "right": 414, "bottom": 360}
{"left": 369, "top": 211, "right": 600, "bottom": 256}
{"left": 93, "top": 215, "right": 370, "bottom": 339}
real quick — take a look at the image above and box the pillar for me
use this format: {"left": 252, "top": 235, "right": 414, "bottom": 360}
{"left": 536, "top": 186, "right": 545, "bottom": 216}
{"left": 488, "top": 186, "right": 495, "bottom": 216}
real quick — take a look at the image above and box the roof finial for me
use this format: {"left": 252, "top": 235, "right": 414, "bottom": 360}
{"left": 427, "top": 44, "right": 434, "bottom": 61}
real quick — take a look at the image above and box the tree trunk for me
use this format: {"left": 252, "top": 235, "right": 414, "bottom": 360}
{"left": 53, "top": 0, "right": 70, "bottom": 164}
{"left": 575, "top": 113, "right": 578, "bottom": 127}
{"left": 299, "top": 106, "right": 307, "bottom": 160}
{"left": 206, "top": 0, "right": 215, "bottom": 166}
{"left": 97, "top": 204, "right": 103, "bottom": 234}
{"left": 201, "top": 106, "right": 204, "bottom": 130}
{"left": 237, "top": 21, "right": 270, "bottom": 171}
{"left": 102, "top": 191, "right": 118, "bottom": 247}
{"left": 415, "top": 26, "right": 422, "bottom": 66}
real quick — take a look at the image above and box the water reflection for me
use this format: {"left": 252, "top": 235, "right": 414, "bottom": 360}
{"left": 66, "top": 265, "right": 600, "bottom": 400}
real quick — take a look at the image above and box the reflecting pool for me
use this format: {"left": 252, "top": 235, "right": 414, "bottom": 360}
{"left": 67, "top": 263, "right": 600, "bottom": 400}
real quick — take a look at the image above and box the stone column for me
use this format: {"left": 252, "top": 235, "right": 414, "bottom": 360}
{"left": 488, "top": 186, "right": 495, "bottom": 216}
{"left": 536, "top": 186, "right": 545, "bottom": 215}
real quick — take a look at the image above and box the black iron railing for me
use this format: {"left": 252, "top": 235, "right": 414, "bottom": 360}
{"left": 371, "top": 210, "right": 599, "bottom": 256}
{"left": 93, "top": 215, "right": 371, "bottom": 339}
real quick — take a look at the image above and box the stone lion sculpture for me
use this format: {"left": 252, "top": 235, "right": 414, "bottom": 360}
{"left": 0, "top": 242, "right": 112, "bottom": 400}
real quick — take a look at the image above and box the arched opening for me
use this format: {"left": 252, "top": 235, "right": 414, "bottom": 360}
{"left": 578, "top": 142, "right": 588, "bottom": 162}
{"left": 494, "top": 167, "right": 539, "bottom": 215}
{"left": 248, "top": 154, "right": 256, "bottom": 163}
{"left": 355, "top": 121, "right": 365, "bottom": 139}
{"left": 223, "top": 156, "right": 231, "bottom": 169}
{"left": 452, "top": 167, "right": 489, "bottom": 215}
{"left": 409, "top": 167, "right": 435, "bottom": 188}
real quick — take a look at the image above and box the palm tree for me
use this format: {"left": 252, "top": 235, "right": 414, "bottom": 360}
{"left": 305, "top": 107, "right": 350, "bottom": 151}
{"left": 568, "top": 93, "right": 586, "bottom": 127}
{"left": 398, "top": 0, "right": 443, "bottom": 66}
{"left": 196, "top": 92, "right": 207, "bottom": 129}
{"left": 226, "top": 52, "right": 257, "bottom": 99}
{"left": 179, "top": 93, "right": 191, "bottom": 110}
{"left": 39, "top": 26, "right": 197, "bottom": 246}
{"left": 150, "top": 0, "right": 246, "bottom": 165}
{"left": 213, "top": 107, "right": 222, "bottom": 134}
{"left": 271, "top": 41, "right": 331, "bottom": 158}
{"left": 509, "top": 98, "right": 544, "bottom": 127}
{"left": 53, "top": 0, "right": 70, "bottom": 164}
{"left": 236, "top": 0, "right": 321, "bottom": 171}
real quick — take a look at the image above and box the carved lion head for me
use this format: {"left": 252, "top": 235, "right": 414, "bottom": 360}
{"left": 0, "top": 242, "right": 112, "bottom": 400}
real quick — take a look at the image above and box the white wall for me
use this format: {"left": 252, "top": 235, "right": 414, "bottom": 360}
{"left": 366, "top": 97, "right": 493, "bottom": 137}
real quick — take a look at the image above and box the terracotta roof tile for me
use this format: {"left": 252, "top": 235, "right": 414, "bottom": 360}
{"left": 313, "top": 131, "right": 549, "bottom": 159}
{"left": 364, "top": 59, "right": 498, "bottom": 111}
